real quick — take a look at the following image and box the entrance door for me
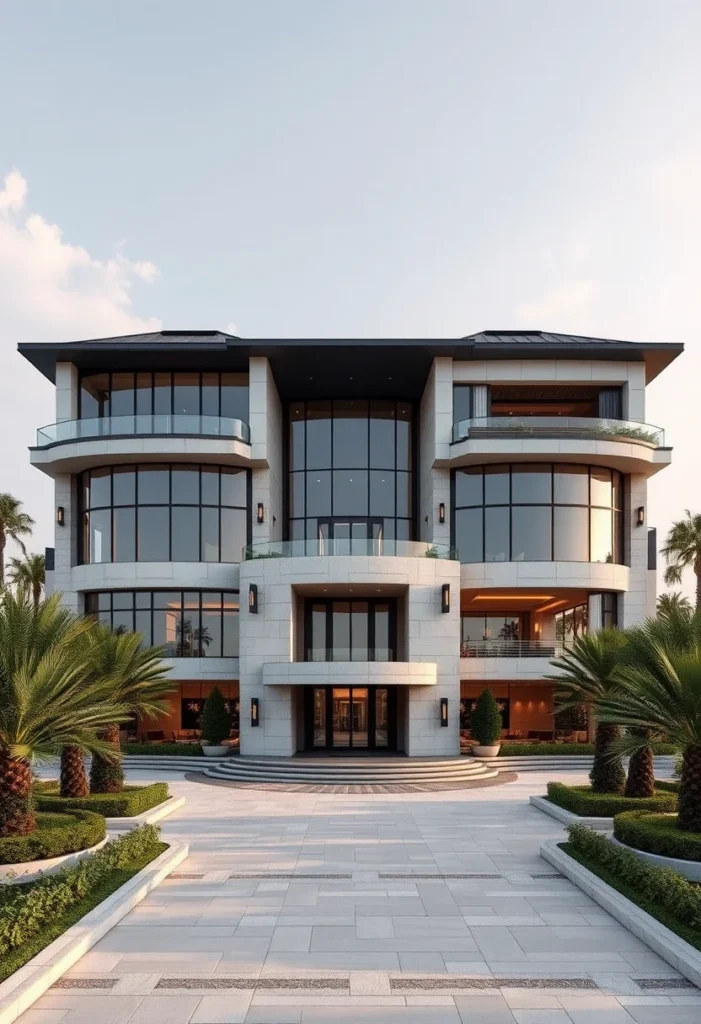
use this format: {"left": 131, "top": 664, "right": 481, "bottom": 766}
{"left": 318, "top": 518, "right": 384, "bottom": 555}
{"left": 306, "top": 686, "right": 396, "bottom": 751}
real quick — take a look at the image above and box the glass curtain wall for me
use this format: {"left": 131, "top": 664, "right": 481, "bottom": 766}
{"left": 289, "top": 400, "right": 413, "bottom": 552}
{"left": 306, "top": 598, "right": 396, "bottom": 662}
{"left": 453, "top": 464, "right": 623, "bottom": 564}
{"left": 80, "top": 464, "right": 249, "bottom": 563}
{"left": 79, "top": 372, "right": 249, "bottom": 423}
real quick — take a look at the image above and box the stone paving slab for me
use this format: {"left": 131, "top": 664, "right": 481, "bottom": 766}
{"left": 17, "top": 767, "right": 696, "bottom": 1024}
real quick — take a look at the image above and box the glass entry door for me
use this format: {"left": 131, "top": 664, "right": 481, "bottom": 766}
{"left": 307, "top": 686, "right": 396, "bottom": 751}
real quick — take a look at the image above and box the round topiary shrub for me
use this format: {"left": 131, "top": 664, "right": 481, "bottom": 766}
{"left": 200, "top": 686, "right": 231, "bottom": 746}
{"left": 471, "top": 689, "right": 502, "bottom": 747}
{"left": 613, "top": 810, "right": 701, "bottom": 862}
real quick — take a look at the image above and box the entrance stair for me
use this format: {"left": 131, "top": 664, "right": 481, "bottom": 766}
{"left": 201, "top": 755, "right": 499, "bottom": 785}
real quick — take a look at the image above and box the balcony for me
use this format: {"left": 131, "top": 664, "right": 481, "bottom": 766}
{"left": 306, "top": 647, "right": 397, "bottom": 662}
{"left": 460, "top": 639, "right": 564, "bottom": 659}
{"left": 244, "top": 539, "right": 454, "bottom": 559}
{"left": 459, "top": 637, "right": 565, "bottom": 681}
{"left": 36, "top": 414, "right": 251, "bottom": 447}
{"left": 449, "top": 416, "right": 669, "bottom": 475}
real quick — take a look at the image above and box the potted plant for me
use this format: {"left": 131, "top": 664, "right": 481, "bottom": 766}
{"left": 200, "top": 686, "right": 232, "bottom": 757}
{"left": 470, "top": 688, "right": 503, "bottom": 757}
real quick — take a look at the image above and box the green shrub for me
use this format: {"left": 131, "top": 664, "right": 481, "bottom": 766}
{"left": 470, "top": 689, "right": 502, "bottom": 746}
{"left": 566, "top": 823, "right": 701, "bottom": 930}
{"left": 653, "top": 779, "right": 679, "bottom": 793}
{"left": 546, "top": 782, "right": 677, "bottom": 818}
{"left": 34, "top": 783, "right": 169, "bottom": 818}
{"left": 497, "top": 742, "right": 677, "bottom": 757}
{"left": 0, "top": 811, "right": 106, "bottom": 865}
{"left": 200, "top": 686, "right": 231, "bottom": 745}
{"left": 614, "top": 811, "right": 701, "bottom": 862}
{"left": 123, "top": 742, "right": 204, "bottom": 756}
{"left": 0, "top": 825, "right": 162, "bottom": 956}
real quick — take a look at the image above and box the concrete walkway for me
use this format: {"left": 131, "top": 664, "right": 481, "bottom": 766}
{"left": 21, "top": 769, "right": 700, "bottom": 1024}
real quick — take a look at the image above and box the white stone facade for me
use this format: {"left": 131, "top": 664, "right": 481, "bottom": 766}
{"left": 25, "top": 335, "right": 680, "bottom": 758}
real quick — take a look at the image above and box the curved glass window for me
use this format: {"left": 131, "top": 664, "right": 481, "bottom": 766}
{"left": 289, "top": 400, "right": 413, "bottom": 546}
{"left": 452, "top": 464, "right": 623, "bottom": 564}
{"left": 85, "top": 591, "right": 239, "bottom": 657}
{"left": 80, "top": 372, "right": 249, "bottom": 422}
{"left": 80, "top": 465, "right": 249, "bottom": 564}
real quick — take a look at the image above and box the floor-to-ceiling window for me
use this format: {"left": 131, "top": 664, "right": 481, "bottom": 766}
{"left": 305, "top": 598, "right": 396, "bottom": 662}
{"left": 288, "top": 400, "right": 413, "bottom": 552}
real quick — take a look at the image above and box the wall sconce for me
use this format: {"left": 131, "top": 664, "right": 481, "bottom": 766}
{"left": 636, "top": 506, "right": 645, "bottom": 527}
{"left": 250, "top": 697, "right": 259, "bottom": 727}
{"left": 256, "top": 503, "right": 265, "bottom": 524}
{"left": 534, "top": 621, "right": 542, "bottom": 635}
{"left": 248, "top": 583, "right": 258, "bottom": 614}
{"left": 441, "top": 583, "right": 450, "bottom": 614}
{"left": 438, "top": 502, "right": 446, "bottom": 524}
{"left": 440, "top": 697, "right": 449, "bottom": 727}
{"left": 56, "top": 506, "right": 65, "bottom": 527}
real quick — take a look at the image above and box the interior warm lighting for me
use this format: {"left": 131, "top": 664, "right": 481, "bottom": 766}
{"left": 534, "top": 598, "right": 572, "bottom": 613}
{"left": 470, "top": 594, "right": 555, "bottom": 602}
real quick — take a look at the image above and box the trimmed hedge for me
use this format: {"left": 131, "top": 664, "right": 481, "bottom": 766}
{"left": 0, "top": 810, "right": 106, "bottom": 865}
{"left": 614, "top": 811, "right": 701, "bottom": 862}
{"left": 499, "top": 742, "right": 677, "bottom": 757}
{"left": 0, "top": 825, "right": 163, "bottom": 960}
{"left": 34, "top": 782, "right": 169, "bottom": 818}
{"left": 653, "top": 779, "right": 680, "bottom": 793}
{"left": 566, "top": 823, "right": 701, "bottom": 931}
{"left": 123, "top": 742, "right": 205, "bottom": 756}
{"left": 546, "top": 782, "right": 677, "bottom": 818}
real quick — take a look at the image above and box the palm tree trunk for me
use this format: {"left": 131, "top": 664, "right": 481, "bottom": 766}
{"left": 696, "top": 568, "right": 701, "bottom": 611}
{"left": 0, "top": 529, "right": 5, "bottom": 589}
{"left": 33, "top": 581, "right": 41, "bottom": 609}
{"left": 60, "top": 745, "right": 89, "bottom": 798}
{"left": 678, "top": 743, "right": 701, "bottom": 832}
{"left": 589, "top": 722, "right": 626, "bottom": 794}
{"left": 89, "top": 723, "right": 124, "bottom": 793}
{"left": 624, "top": 728, "right": 655, "bottom": 798}
{"left": 0, "top": 746, "right": 35, "bottom": 836}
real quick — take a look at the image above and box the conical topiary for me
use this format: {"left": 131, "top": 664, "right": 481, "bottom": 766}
{"left": 200, "top": 686, "right": 231, "bottom": 746}
{"left": 470, "top": 689, "right": 502, "bottom": 746}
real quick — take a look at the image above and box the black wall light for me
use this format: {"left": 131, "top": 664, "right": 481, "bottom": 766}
{"left": 636, "top": 506, "right": 645, "bottom": 527}
{"left": 441, "top": 583, "right": 450, "bottom": 614}
{"left": 251, "top": 697, "right": 259, "bottom": 727}
{"left": 256, "top": 502, "right": 265, "bottom": 524}
{"left": 248, "top": 583, "right": 258, "bottom": 614}
{"left": 438, "top": 502, "right": 446, "bottom": 524}
{"left": 440, "top": 697, "right": 449, "bottom": 727}
{"left": 56, "top": 506, "right": 65, "bottom": 526}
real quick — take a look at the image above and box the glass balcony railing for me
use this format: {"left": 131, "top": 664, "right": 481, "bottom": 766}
{"left": 305, "top": 648, "right": 397, "bottom": 662}
{"left": 460, "top": 638, "right": 564, "bottom": 659}
{"left": 452, "top": 417, "right": 665, "bottom": 447}
{"left": 244, "top": 539, "right": 455, "bottom": 559}
{"left": 35, "top": 415, "right": 251, "bottom": 447}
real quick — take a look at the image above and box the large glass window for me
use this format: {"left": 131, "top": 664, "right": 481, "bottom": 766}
{"left": 85, "top": 591, "right": 239, "bottom": 657}
{"left": 555, "top": 602, "right": 588, "bottom": 647}
{"left": 80, "top": 465, "right": 249, "bottom": 564}
{"left": 289, "top": 400, "right": 413, "bottom": 545}
{"left": 452, "top": 464, "right": 623, "bottom": 564}
{"left": 305, "top": 599, "right": 397, "bottom": 662}
{"left": 79, "top": 372, "right": 249, "bottom": 423}
{"left": 460, "top": 615, "right": 521, "bottom": 656}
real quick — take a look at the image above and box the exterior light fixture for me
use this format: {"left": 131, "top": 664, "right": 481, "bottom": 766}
{"left": 248, "top": 583, "right": 258, "bottom": 614}
{"left": 257, "top": 503, "right": 265, "bottom": 524}
{"left": 438, "top": 502, "right": 446, "bottom": 524}
{"left": 251, "top": 697, "right": 259, "bottom": 727}
{"left": 636, "top": 506, "right": 645, "bottom": 527}
{"left": 440, "top": 697, "right": 449, "bottom": 727}
{"left": 56, "top": 506, "right": 65, "bottom": 526}
{"left": 441, "top": 583, "right": 450, "bottom": 614}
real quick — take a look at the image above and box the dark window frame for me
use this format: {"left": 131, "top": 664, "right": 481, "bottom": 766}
{"left": 78, "top": 371, "right": 249, "bottom": 422}
{"left": 79, "top": 464, "right": 251, "bottom": 564}
{"left": 303, "top": 597, "right": 398, "bottom": 662}
{"left": 451, "top": 463, "right": 624, "bottom": 565}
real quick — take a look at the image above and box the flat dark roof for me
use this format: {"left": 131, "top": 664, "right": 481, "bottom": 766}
{"left": 18, "top": 330, "right": 683, "bottom": 400}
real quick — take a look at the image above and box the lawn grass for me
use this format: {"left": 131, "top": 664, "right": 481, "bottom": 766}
{"left": 0, "top": 841, "right": 166, "bottom": 984}
{"left": 560, "top": 841, "right": 701, "bottom": 953}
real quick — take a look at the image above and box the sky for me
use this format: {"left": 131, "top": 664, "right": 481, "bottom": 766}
{"left": 0, "top": 0, "right": 700, "bottom": 598}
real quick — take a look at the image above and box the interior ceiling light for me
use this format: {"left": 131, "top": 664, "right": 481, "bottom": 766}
{"left": 470, "top": 594, "right": 555, "bottom": 602}
{"left": 535, "top": 598, "right": 573, "bottom": 613}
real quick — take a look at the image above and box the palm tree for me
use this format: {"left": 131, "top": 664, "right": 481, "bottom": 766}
{"left": 0, "top": 591, "right": 127, "bottom": 835}
{"left": 549, "top": 629, "right": 629, "bottom": 793}
{"left": 596, "top": 649, "right": 701, "bottom": 831}
{"left": 0, "top": 494, "right": 34, "bottom": 589}
{"left": 87, "top": 625, "right": 173, "bottom": 793}
{"left": 662, "top": 511, "right": 701, "bottom": 609}
{"left": 8, "top": 553, "right": 45, "bottom": 608}
{"left": 657, "top": 591, "right": 692, "bottom": 619}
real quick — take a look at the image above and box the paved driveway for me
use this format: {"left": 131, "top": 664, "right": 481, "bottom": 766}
{"left": 23, "top": 769, "right": 699, "bottom": 1024}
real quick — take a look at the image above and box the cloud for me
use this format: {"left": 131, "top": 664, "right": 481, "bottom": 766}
{"left": 0, "top": 169, "right": 162, "bottom": 559}
{"left": 516, "top": 280, "right": 596, "bottom": 326}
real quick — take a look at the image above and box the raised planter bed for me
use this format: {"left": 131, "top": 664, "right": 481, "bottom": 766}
{"left": 0, "top": 811, "right": 105, "bottom": 868}
{"left": 531, "top": 783, "right": 677, "bottom": 831}
{"left": 611, "top": 811, "right": 701, "bottom": 881}
{"left": 34, "top": 782, "right": 169, "bottom": 818}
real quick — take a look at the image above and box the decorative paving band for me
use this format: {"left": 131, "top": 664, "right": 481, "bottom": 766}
{"left": 378, "top": 872, "right": 563, "bottom": 880}
{"left": 228, "top": 872, "right": 353, "bottom": 880}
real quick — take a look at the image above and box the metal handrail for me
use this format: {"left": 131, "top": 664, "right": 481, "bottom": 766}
{"left": 452, "top": 416, "right": 665, "bottom": 447}
{"left": 460, "top": 639, "right": 564, "bottom": 658}
{"left": 36, "top": 414, "right": 251, "bottom": 447}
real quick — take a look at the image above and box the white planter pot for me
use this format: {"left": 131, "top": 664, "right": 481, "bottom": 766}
{"left": 201, "top": 744, "right": 229, "bottom": 758}
{"left": 472, "top": 744, "right": 501, "bottom": 757}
